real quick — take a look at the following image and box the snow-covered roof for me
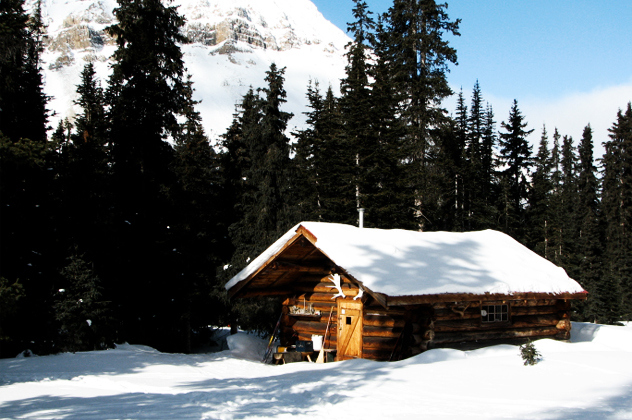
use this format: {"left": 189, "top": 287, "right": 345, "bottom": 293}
{"left": 225, "top": 222, "right": 586, "bottom": 297}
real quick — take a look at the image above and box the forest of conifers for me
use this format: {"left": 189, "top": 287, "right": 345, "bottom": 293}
{"left": 1, "top": 0, "right": 631, "bottom": 357}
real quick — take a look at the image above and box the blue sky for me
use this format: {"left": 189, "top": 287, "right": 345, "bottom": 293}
{"left": 311, "top": 0, "right": 632, "bottom": 156}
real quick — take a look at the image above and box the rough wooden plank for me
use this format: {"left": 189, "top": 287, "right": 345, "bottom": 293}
{"left": 511, "top": 306, "right": 559, "bottom": 316}
{"left": 363, "top": 315, "right": 405, "bottom": 328}
{"left": 363, "top": 336, "right": 399, "bottom": 349}
{"left": 361, "top": 348, "right": 393, "bottom": 361}
{"left": 433, "top": 326, "right": 560, "bottom": 344}
{"left": 389, "top": 293, "right": 586, "bottom": 306}
{"left": 363, "top": 325, "right": 402, "bottom": 338}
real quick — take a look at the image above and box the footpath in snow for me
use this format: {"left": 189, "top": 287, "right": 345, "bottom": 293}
{"left": 1, "top": 322, "right": 631, "bottom": 419}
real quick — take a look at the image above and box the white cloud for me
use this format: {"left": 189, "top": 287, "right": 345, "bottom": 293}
{"left": 447, "top": 78, "right": 632, "bottom": 159}
{"left": 521, "top": 80, "right": 632, "bottom": 158}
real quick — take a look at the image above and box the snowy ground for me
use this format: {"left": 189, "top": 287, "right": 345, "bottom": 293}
{"left": 1, "top": 323, "right": 631, "bottom": 419}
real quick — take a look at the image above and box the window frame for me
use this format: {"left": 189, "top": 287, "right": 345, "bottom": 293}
{"left": 481, "top": 303, "right": 510, "bottom": 324}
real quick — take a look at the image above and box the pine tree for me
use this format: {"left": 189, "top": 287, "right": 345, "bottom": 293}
{"left": 601, "top": 103, "right": 632, "bottom": 321}
{"left": 498, "top": 100, "right": 533, "bottom": 241}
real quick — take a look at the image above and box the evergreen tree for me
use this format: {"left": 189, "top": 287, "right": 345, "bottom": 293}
{"left": 498, "top": 100, "right": 533, "bottom": 241}
{"left": 73, "top": 62, "right": 107, "bottom": 146}
{"left": 380, "top": 0, "right": 460, "bottom": 229}
{"left": 294, "top": 82, "right": 352, "bottom": 224}
{"left": 479, "top": 102, "right": 499, "bottom": 227}
{"left": 464, "top": 81, "right": 492, "bottom": 230}
{"left": 294, "top": 80, "right": 324, "bottom": 221}
{"left": 547, "top": 128, "right": 563, "bottom": 262}
{"left": 601, "top": 103, "right": 632, "bottom": 321}
{"left": 0, "top": 0, "right": 48, "bottom": 143}
{"left": 444, "top": 88, "right": 467, "bottom": 231}
{"left": 54, "top": 251, "right": 114, "bottom": 352}
{"left": 575, "top": 124, "right": 603, "bottom": 321}
{"left": 103, "top": 0, "right": 191, "bottom": 348}
{"left": 169, "top": 77, "right": 228, "bottom": 351}
{"left": 0, "top": 277, "right": 23, "bottom": 357}
{"left": 340, "top": 0, "right": 377, "bottom": 226}
{"left": 54, "top": 63, "right": 109, "bottom": 256}
{"left": 526, "top": 126, "right": 553, "bottom": 256}
{"left": 221, "top": 65, "right": 296, "bottom": 334}
{"left": 557, "top": 135, "right": 579, "bottom": 275}
{"left": 225, "top": 64, "right": 295, "bottom": 273}
{"left": 367, "top": 16, "right": 411, "bottom": 229}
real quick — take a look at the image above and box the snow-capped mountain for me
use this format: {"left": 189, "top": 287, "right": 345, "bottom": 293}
{"left": 35, "top": 0, "right": 350, "bottom": 140}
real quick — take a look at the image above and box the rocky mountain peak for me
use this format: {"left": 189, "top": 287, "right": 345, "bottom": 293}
{"left": 32, "top": 0, "right": 350, "bottom": 139}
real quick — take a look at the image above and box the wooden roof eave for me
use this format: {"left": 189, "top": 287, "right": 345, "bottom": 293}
{"left": 385, "top": 291, "right": 589, "bottom": 307}
{"left": 228, "top": 229, "right": 308, "bottom": 299}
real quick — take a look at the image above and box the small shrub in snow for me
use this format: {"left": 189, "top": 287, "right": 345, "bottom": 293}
{"left": 520, "top": 340, "right": 541, "bottom": 366}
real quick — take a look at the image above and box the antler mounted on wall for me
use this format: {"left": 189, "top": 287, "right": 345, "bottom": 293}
{"left": 450, "top": 303, "right": 471, "bottom": 318}
{"left": 327, "top": 273, "right": 346, "bottom": 299}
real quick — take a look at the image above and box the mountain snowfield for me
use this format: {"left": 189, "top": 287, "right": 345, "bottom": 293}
{"left": 1, "top": 322, "right": 631, "bottom": 419}
{"left": 35, "top": 0, "right": 350, "bottom": 140}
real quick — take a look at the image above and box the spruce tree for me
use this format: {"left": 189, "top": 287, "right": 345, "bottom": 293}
{"left": 464, "top": 81, "right": 492, "bottom": 230}
{"left": 367, "top": 16, "right": 411, "bottom": 229}
{"left": 169, "top": 77, "right": 227, "bottom": 351}
{"left": 54, "top": 251, "right": 113, "bottom": 352}
{"left": 225, "top": 64, "right": 295, "bottom": 273}
{"left": 527, "top": 126, "right": 553, "bottom": 257}
{"left": 0, "top": 0, "right": 48, "bottom": 143}
{"left": 446, "top": 88, "right": 468, "bottom": 231}
{"left": 480, "top": 102, "right": 499, "bottom": 227}
{"left": 601, "top": 103, "right": 632, "bottom": 321}
{"left": 340, "top": 0, "right": 377, "bottom": 226}
{"left": 103, "top": 0, "right": 191, "bottom": 347}
{"left": 294, "top": 82, "right": 351, "bottom": 224}
{"left": 547, "top": 128, "right": 563, "bottom": 262}
{"left": 498, "top": 100, "right": 533, "bottom": 241}
{"left": 380, "top": 0, "right": 460, "bottom": 229}
{"left": 221, "top": 65, "right": 296, "bottom": 333}
{"left": 575, "top": 124, "right": 603, "bottom": 321}
{"left": 558, "top": 135, "right": 579, "bottom": 276}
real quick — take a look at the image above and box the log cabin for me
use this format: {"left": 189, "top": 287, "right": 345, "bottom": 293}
{"left": 225, "top": 222, "right": 587, "bottom": 361}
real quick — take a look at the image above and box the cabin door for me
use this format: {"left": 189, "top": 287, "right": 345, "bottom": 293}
{"left": 337, "top": 300, "right": 363, "bottom": 360}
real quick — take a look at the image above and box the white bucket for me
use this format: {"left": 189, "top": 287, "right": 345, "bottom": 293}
{"left": 311, "top": 335, "right": 323, "bottom": 351}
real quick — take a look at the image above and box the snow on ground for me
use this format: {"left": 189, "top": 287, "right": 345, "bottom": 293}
{"left": 1, "top": 323, "right": 631, "bottom": 419}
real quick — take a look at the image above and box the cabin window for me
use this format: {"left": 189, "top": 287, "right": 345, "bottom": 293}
{"left": 481, "top": 304, "right": 509, "bottom": 323}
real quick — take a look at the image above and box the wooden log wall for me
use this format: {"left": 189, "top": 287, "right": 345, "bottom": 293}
{"left": 280, "top": 274, "right": 360, "bottom": 350}
{"left": 278, "top": 273, "right": 574, "bottom": 361}
{"left": 430, "top": 299, "right": 573, "bottom": 349}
